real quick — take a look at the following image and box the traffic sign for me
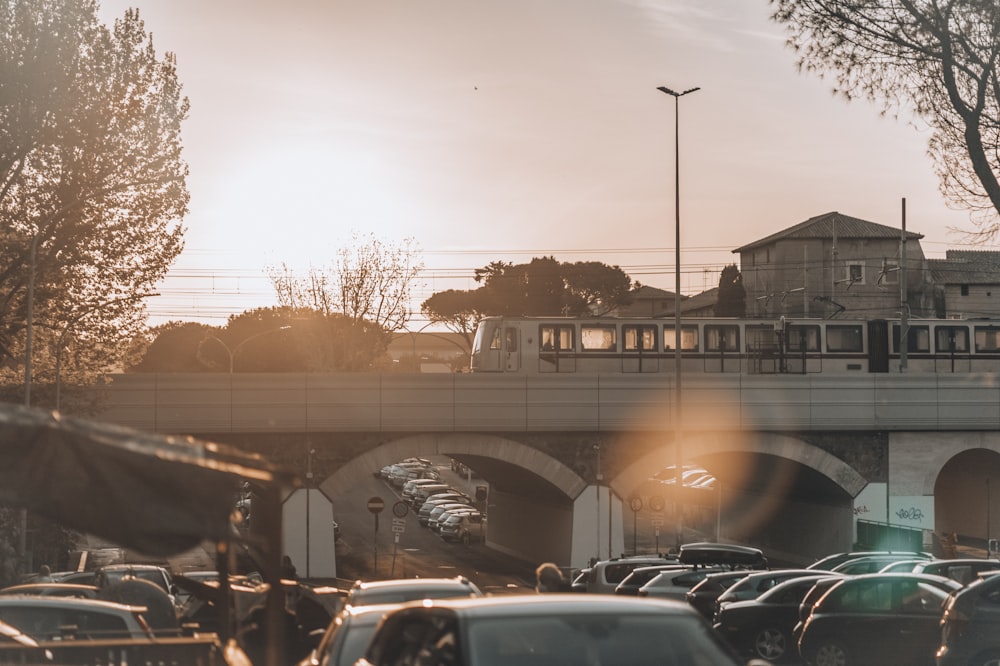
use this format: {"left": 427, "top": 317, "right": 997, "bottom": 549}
{"left": 629, "top": 496, "right": 643, "bottom": 512}
{"left": 392, "top": 517, "right": 406, "bottom": 533}
{"left": 648, "top": 495, "right": 665, "bottom": 512}
{"left": 367, "top": 496, "right": 385, "bottom": 514}
{"left": 392, "top": 501, "right": 409, "bottom": 518}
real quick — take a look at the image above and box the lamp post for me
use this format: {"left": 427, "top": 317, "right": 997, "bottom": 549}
{"left": 201, "top": 325, "right": 292, "bottom": 373}
{"left": 658, "top": 84, "right": 699, "bottom": 550}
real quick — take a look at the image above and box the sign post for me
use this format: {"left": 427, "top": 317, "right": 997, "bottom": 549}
{"left": 367, "top": 496, "right": 385, "bottom": 573}
{"left": 649, "top": 495, "right": 665, "bottom": 555}
{"left": 628, "top": 496, "right": 643, "bottom": 554}
{"left": 390, "top": 502, "right": 408, "bottom": 576}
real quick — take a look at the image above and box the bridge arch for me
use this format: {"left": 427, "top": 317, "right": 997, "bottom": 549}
{"left": 611, "top": 431, "right": 868, "bottom": 500}
{"left": 319, "top": 432, "right": 587, "bottom": 502}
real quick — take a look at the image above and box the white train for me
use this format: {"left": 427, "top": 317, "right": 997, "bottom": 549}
{"left": 469, "top": 315, "right": 1000, "bottom": 375}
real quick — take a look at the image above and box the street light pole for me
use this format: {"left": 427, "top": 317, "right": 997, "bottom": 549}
{"left": 658, "top": 84, "right": 699, "bottom": 551}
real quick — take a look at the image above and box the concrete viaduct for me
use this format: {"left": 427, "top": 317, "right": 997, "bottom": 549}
{"left": 79, "top": 372, "right": 1000, "bottom": 570}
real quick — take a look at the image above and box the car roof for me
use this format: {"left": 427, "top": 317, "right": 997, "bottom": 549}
{"left": 834, "top": 572, "right": 963, "bottom": 589}
{"left": 396, "top": 593, "right": 701, "bottom": 617}
{"left": 0, "top": 596, "right": 144, "bottom": 611}
{"left": 351, "top": 577, "right": 474, "bottom": 591}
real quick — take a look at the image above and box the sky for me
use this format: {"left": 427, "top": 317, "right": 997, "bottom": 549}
{"left": 96, "top": 0, "right": 982, "bottom": 327}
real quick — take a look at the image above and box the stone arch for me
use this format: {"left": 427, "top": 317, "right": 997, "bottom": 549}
{"left": 319, "top": 432, "right": 586, "bottom": 501}
{"left": 612, "top": 430, "right": 867, "bottom": 500}
{"left": 908, "top": 433, "right": 1000, "bottom": 497}
{"left": 932, "top": 445, "right": 1000, "bottom": 540}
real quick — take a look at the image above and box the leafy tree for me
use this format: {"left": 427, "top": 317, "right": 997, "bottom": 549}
{"left": 419, "top": 289, "right": 488, "bottom": 353}
{"left": 771, "top": 0, "right": 1000, "bottom": 238}
{"left": 715, "top": 264, "right": 746, "bottom": 317}
{"left": 0, "top": 1, "right": 188, "bottom": 400}
{"left": 129, "top": 321, "right": 215, "bottom": 373}
{"left": 267, "top": 234, "right": 422, "bottom": 370}
{"left": 458, "top": 256, "right": 634, "bottom": 317}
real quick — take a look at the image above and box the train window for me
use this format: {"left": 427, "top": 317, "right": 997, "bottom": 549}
{"left": 488, "top": 326, "right": 501, "bottom": 351}
{"left": 826, "top": 325, "right": 863, "bottom": 352}
{"left": 539, "top": 325, "right": 574, "bottom": 351}
{"left": 663, "top": 325, "right": 699, "bottom": 351}
{"left": 892, "top": 325, "right": 930, "bottom": 353}
{"left": 935, "top": 326, "right": 969, "bottom": 353}
{"left": 704, "top": 325, "right": 739, "bottom": 352}
{"left": 623, "top": 325, "right": 657, "bottom": 351}
{"left": 581, "top": 325, "right": 616, "bottom": 351}
{"left": 787, "top": 325, "right": 821, "bottom": 351}
{"left": 746, "top": 325, "right": 779, "bottom": 351}
{"left": 504, "top": 327, "right": 518, "bottom": 352}
{"left": 975, "top": 326, "right": 1000, "bottom": 353}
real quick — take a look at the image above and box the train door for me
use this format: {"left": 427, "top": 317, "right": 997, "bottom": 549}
{"left": 867, "top": 320, "right": 889, "bottom": 372}
{"left": 538, "top": 324, "right": 576, "bottom": 373}
{"left": 503, "top": 326, "right": 520, "bottom": 372}
{"left": 622, "top": 325, "right": 658, "bottom": 373}
{"left": 703, "top": 324, "right": 740, "bottom": 373}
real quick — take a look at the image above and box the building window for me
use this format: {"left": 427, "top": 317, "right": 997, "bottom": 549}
{"left": 960, "top": 284, "right": 969, "bottom": 296}
{"left": 844, "top": 262, "right": 865, "bottom": 286}
{"left": 879, "top": 260, "right": 899, "bottom": 285}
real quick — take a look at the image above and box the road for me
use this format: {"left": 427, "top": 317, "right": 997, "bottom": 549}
{"left": 331, "top": 458, "right": 537, "bottom": 595}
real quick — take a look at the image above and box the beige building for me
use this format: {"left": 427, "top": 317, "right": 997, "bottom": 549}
{"left": 928, "top": 250, "right": 1000, "bottom": 320}
{"left": 734, "top": 211, "right": 935, "bottom": 319}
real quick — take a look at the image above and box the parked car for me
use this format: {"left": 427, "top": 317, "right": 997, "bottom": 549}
{"left": 937, "top": 568, "right": 1000, "bottom": 666}
{"left": 913, "top": 558, "right": 1000, "bottom": 586}
{"left": 0, "top": 583, "right": 99, "bottom": 599}
{"left": 584, "top": 555, "right": 675, "bottom": 594}
{"left": 439, "top": 511, "right": 486, "bottom": 544}
{"left": 806, "top": 550, "right": 931, "bottom": 571}
{"left": 417, "top": 494, "right": 471, "bottom": 525}
{"left": 356, "top": 594, "right": 751, "bottom": 666}
{"left": 93, "top": 564, "right": 178, "bottom": 605}
{"left": 345, "top": 576, "right": 483, "bottom": 608}
{"left": 714, "top": 573, "right": 838, "bottom": 663}
{"left": 295, "top": 602, "right": 400, "bottom": 666}
{"left": 401, "top": 478, "right": 447, "bottom": 503}
{"left": 638, "top": 566, "right": 727, "bottom": 601}
{"left": 686, "top": 571, "right": 751, "bottom": 620}
{"left": 614, "top": 564, "right": 690, "bottom": 596}
{"left": 426, "top": 502, "right": 474, "bottom": 532}
{"left": 0, "top": 596, "right": 155, "bottom": 641}
{"left": 831, "top": 554, "right": 932, "bottom": 575}
{"left": 714, "top": 570, "right": 819, "bottom": 621}
{"left": 678, "top": 542, "right": 768, "bottom": 570}
{"left": 791, "top": 575, "right": 849, "bottom": 647}
{"left": 797, "top": 573, "right": 961, "bottom": 666}
{"left": 407, "top": 484, "right": 453, "bottom": 508}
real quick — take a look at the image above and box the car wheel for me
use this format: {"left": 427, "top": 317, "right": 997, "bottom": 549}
{"left": 813, "top": 640, "right": 850, "bottom": 666}
{"left": 753, "top": 626, "right": 787, "bottom": 662}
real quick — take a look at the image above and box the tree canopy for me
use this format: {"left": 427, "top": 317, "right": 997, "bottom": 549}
{"left": 0, "top": 1, "right": 188, "bottom": 403}
{"left": 771, "top": 0, "right": 1000, "bottom": 238}
{"left": 422, "top": 257, "right": 635, "bottom": 330}
{"left": 715, "top": 264, "right": 746, "bottom": 317}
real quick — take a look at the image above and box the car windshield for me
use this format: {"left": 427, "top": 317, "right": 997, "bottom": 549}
{"left": 466, "top": 614, "right": 734, "bottom": 666}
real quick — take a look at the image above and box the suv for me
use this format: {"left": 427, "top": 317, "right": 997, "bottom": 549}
{"left": 346, "top": 576, "right": 483, "bottom": 608}
{"left": 938, "top": 570, "right": 1000, "bottom": 665}
{"left": 585, "top": 555, "right": 674, "bottom": 594}
{"left": 439, "top": 511, "right": 486, "bottom": 544}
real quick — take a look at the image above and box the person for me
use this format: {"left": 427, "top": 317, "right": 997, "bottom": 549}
{"left": 535, "top": 562, "right": 569, "bottom": 593}
{"left": 280, "top": 555, "right": 298, "bottom": 581}
{"left": 35, "top": 564, "right": 54, "bottom": 583}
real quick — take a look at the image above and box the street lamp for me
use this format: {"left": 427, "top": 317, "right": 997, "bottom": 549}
{"left": 201, "top": 326, "right": 292, "bottom": 373}
{"left": 658, "top": 84, "right": 699, "bottom": 550}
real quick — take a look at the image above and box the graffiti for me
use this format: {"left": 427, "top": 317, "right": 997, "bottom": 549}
{"left": 895, "top": 507, "right": 924, "bottom": 522}
{"left": 853, "top": 505, "right": 870, "bottom": 516}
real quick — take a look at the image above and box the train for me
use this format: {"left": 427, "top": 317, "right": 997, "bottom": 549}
{"left": 469, "top": 315, "right": 1000, "bottom": 375}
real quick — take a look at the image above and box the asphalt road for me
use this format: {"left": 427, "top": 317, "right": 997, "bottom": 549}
{"left": 331, "top": 458, "right": 538, "bottom": 595}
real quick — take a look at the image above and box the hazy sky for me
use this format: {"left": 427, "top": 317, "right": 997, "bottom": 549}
{"left": 96, "top": 0, "right": 980, "bottom": 325}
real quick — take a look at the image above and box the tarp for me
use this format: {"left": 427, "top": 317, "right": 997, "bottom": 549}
{"left": 0, "top": 402, "right": 295, "bottom": 557}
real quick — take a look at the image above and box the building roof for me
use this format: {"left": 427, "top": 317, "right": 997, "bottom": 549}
{"left": 733, "top": 211, "right": 923, "bottom": 253}
{"left": 928, "top": 250, "right": 1000, "bottom": 285}
{"left": 680, "top": 287, "right": 718, "bottom": 314}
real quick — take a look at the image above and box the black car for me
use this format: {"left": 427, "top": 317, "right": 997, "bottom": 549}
{"left": 714, "top": 569, "right": 818, "bottom": 621}
{"left": 714, "top": 573, "right": 839, "bottom": 663}
{"left": 937, "top": 570, "right": 1000, "bottom": 666}
{"left": 686, "top": 571, "right": 749, "bottom": 620}
{"left": 798, "top": 573, "right": 961, "bottom": 666}
{"left": 791, "top": 575, "right": 848, "bottom": 646}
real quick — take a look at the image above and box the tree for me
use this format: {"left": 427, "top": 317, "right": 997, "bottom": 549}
{"left": 0, "top": 1, "right": 188, "bottom": 401}
{"left": 419, "top": 288, "right": 489, "bottom": 353}
{"left": 266, "top": 234, "right": 423, "bottom": 371}
{"left": 461, "top": 256, "right": 634, "bottom": 317}
{"left": 715, "top": 264, "right": 746, "bottom": 317}
{"left": 770, "top": 0, "right": 1000, "bottom": 238}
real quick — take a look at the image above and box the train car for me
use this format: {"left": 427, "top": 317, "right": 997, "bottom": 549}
{"left": 469, "top": 315, "right": 1000, "bottom": 375}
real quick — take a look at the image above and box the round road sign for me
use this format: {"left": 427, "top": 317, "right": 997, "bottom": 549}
{"left": 648, "top": 495, "right": 666, "bottom": 512}
{"left": 367, "top": 496, "right": 385, "bottom": 514}
{"left": 629, "top": 496, "right": 643, "bottom": 512}
{"left": 392, "top": 501, "right": 409, "bottom": 518}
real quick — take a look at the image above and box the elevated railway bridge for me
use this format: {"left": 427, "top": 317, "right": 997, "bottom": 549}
{"left": 81, "top": 372, "right": 1000, "bottom": 570}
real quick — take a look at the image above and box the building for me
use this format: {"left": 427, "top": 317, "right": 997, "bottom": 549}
{"left": 928, "top": 250, "right": 1000, "bottom": 320}
{"left": 734, "top": 211, "right": 935, "bottom": 319}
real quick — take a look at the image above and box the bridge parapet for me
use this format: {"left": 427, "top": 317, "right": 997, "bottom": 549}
{"left": 87, "top": 372, "right": 1000, "bottom": 434}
